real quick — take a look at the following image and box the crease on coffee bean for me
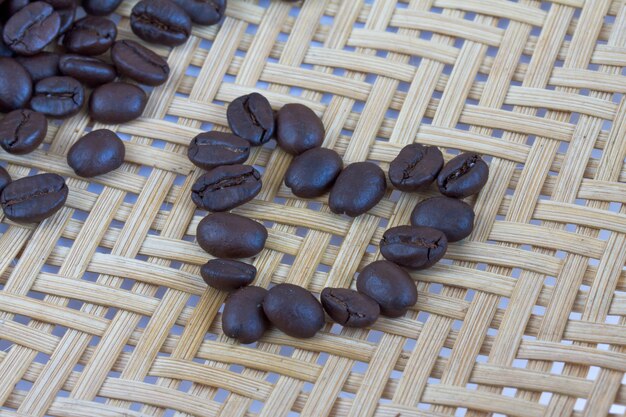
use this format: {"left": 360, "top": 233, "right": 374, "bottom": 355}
{"left": 197, "top": 171, "right": 259, "bottom": 195}
{"left": 442, "top": 154, "right": 478, "bottom": 189}
{"left": 132, "top": 13, "right": 189, "bottom": 36}
{"left": 7, "top": 111, "right": 31, "bottom": 148}
{"left": 121, "top": 40, "right": 168, "bottom": 73}
{"left": 242, "top": 96, "right": 268, "bottom": 137}
{"left": 327, "top": 290, "right": 366, "bottom": 325}
{"left": 401, "top": 152, "right": 424, "bottom": 181}
{"left": 382, "top": 234, "right": 440, "bottom": 249}
{"left": 2, "top": 184, "right": 64, "bottom": 206}
{"left": 195, "top": 139, "right": 247, "bottom": 154}
{"left": 5, "top": 10, "right": 54, "bottom": 47}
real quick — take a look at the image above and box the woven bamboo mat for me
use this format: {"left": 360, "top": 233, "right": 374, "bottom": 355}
{"left": 0, "top": 0, "right": 625, "bottom": 416}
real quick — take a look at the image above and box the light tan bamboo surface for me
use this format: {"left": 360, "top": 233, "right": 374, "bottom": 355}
{"left": 0, "top": 0, "right": 625, "bottom": 416}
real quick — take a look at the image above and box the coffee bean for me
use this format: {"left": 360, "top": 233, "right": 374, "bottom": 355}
{"left": 172, "top": 0, "right": 226, "bottom": 25}
{"left": 284, "top": 147, "right": 342, "bottom": 198}
{"left": 263, "top": 284, "right": 325, "bottom": 338}
{"left": 82, "top": 0, "right": 123, "bottom": 15}
{"left": 437, "top": 152, "right": 489, "bottom": 198}
{"left": 380, "top": 225, "right": 447, "bottom": 270}
{"left": 110, "top": 40, "right": 169, "bottom": 86}
{"left": 0, "top": 167, "right": 12, "bottom": 194}
{"left": 276, "top": 103, "right": 324, "bottom": 155}
{"left": 15, "top": 52, "right": 60, "bottom": 82}
{"left": 59, "top": 55, "right": 117, "bottom": 87}
{"left": 0, "top": 25, "right": 14, "bottom": 57}
{"left": 89, "top": 82, "right": 147, "bottom": 124}
{"left": 0, "top": 58, "right": 32, "bottom": 112}
{"left": 62, "top": 16, "right": 116, "bottom": 55}
{"left": 388, "top": 144, "right": 443, "bottom": 192}
{"left": 3, "top": 2, "right": 60, "bottom": 55}
{"left": 222, "top": 286, "right": 268, "bottom": 344}
{"left": 67, "top": 129, "right": 125, "bottom": 177}
{"left": 130, "top": 0, "right": 192, "bottom": 47}
{"left": 197, "top": 212, "right": 267, "bottom": 258}
{"left": 0, "top": 109, "right": 47, "bottom": 154}
{"left": 30, "top": 76, "right": 84, "bottom": 118}
{"left": 329, "top": 162, "right": 386, "bottom": 217}
{"left": 0, "top": 173, "right": 68, "bottom": 223}
{"left": 187, "top": 131, "right": 250, "bottom": 171}
{"left": 357, "top": 260, "right": 417, "bottom": 317}
{"left": 227, "top": 93, "right": 274, "bottom": 146}
{"left": 191, "top": 164, "right": 262, "bottom": 212}
{"left": 411, "top": 196, "right": 474, "bottom": 242}
{"left": 201, "top": 259, "right": 256, "bottom": 291}
{"left": 320, "top": 288, "right": 379, "bottom": 328}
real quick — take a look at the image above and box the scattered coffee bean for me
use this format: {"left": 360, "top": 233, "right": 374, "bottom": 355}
{"left": 276, "top": 103, "right": 324, "bottom": 155}
{"left": 191, "top": 164, "right": 261, "bottom": 212}
{"left": 0, "top": 109, "right": 47, "bottom": 154}
{"left": 0, "top": 167, "right": 11, "bottom": 194}
{"left": 15, "top": 52, "right": 60, "bottom": 82}
{"left": 437, "top": 152, "right": 489, "bottom": 198}
{"left": 59, "top": 55, "right": 117, "bottom": 87}
{"left": 172, "top": 0, "right": 226, "bottom": 25}
{"left": 0, "top": 57, "right": 32, "bottom": 112}
{"left": 82, "top": 0, "right": 123, "bottom": 15}
{"left": 357, "top": 260, "right": 417, "bottom": 317}
{"left": 380, "top": 225, "right": 447, "bottom": 270}
{"left": 227, "top": 93, "right": 274, "bottom": 146}
{"left": 320, "top": 288, "right": 379, "bottom": 328}
{"left": 30, "top": 76, "right": 84, "bottom": 118}
{"left": 130, "top": 0, "right": 192, "bottom": 47}
{"left": 0, "top": 173, "right": 68, "bottom": 223}
{"left": 389, "top": 144, "right": 443, "bottom": 192}
{"left": 67, "top": 129, "right": 125, "bottom": 177}
{"left": 263, "top": 283, "right": 325, "bottom": 338}
{"left": 3, "top": 2, "right": 60, "bottom": 55}
{"left": 63, "top": 16, "right": 117, "bottom": 55}
{"left": 187, "top": 131, "right": 250, "bottom": 171}
{"left": 111, "top": 40, "right": 169, "bottom": 86}
{"left": 329, "top": 161, "right": 386, "bottom": 217}
{"left": 89, "top": 82, "right": 147, "bottom": 124}
{"left": 222, "top": 286, "right": 269, "bottom": 344}
{"left": 197, "top": 212, "right": 267, "bottom": 258}
{"left": 284, "top": 147, "right": 343, "bottom": 198}
{"left": 411, "top": 196, "right": 474, "bottom": 242}
{"left": 201, "top": 259, "right": 256, "bottom": 291}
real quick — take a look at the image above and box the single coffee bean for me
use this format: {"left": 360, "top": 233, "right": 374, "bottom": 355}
{"left": 389, "top": 144, "right": 443, "bottom": 192}
{"left": 320, "top": 288, "right": 379, "bottom": 328}
{"left": 172, "top": 0, "right": 226, "bottom": 25}
{"left": 197, "top": 212, "right": 267, "bottom": 258}
{"left": 0, "top": 109, "right": 47, "bottom": 154}
{"left": 411, "top": 196, "right": 475, "bottom": 242}
{"left": 59, "top": 55, "right": 116, "bottom": 87}
{"left": 110, "top": 40, "right": 169, "bottom": 86}
{"left": 0, "top": 25, "right": 14, "bottom": 57}
{"left": 67, "top": 129, "right": 125, "bottom": 177}
{"left": 62, "top": 16, "right": 116, "bottom": 55}
{"left": 3, "top": 2, "right": 60, "bottom": 55}
{"left": 187, "top": 131, "right": 250, "bottom": 170}
{"left": 30, "top": 76, "right": 84, "bottom": 118}
{"left": 130, "top": 0, "right": 192, "bottom": 47}
{"left": 0, "top": 167, "right": 11, "bottom": 194}
{"left": 0, "top": 57, "right": 32, "bottom": 112}
{"left": 201, "top": 259, "right": 256, "bottom": 291}
{"left": 357, "top": 260, "right": 417, "bottom": 317}
{"left": 329, "top": 161, "right": 386, "bottom": 217}
{"left": 50, "top": 0, "right": 76, "bottom": 34}
{"left": 89, "top": 82, "right": 147, "bottom": 124}
{"left": 0, "top": 173, "right": 68, "bottom": 223}
{"left": 284, "top": 147, "right": 342, "bottom": 198}
{"left": 276, "top": 103, "right": 324, "bottom": 155}
{"left": 263, "top": 283, "right": 325, "bottom": 338}
{"left": 227, "top": 93, "right": 274, "bottom": 146}
{"left": 82, "top": 0, "right": 123, "bottom": 15}
{"left": 437, "top": 152, "right": 489, "bottom": 198}
{"left": 15, "top": 52, "right": 60, "bottom": 82}
{"left": 380, "top": 225, "right": 447, "bottom": 270}
{"left": 191, "top": 164, "right": 261, "bottom": 212}
{"left": 222, "top": 286, "right": 269, "bottom": 344}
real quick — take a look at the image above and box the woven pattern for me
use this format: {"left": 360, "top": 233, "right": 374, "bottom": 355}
{"left": 1, "top": 0, "right": 625, "bottom": 416}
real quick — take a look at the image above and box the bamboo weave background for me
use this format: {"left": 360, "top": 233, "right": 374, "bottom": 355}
{"left": 0, "top": 0, "right": 625, "bottom": 416}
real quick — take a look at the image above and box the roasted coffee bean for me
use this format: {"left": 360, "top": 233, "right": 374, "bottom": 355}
{"left": 191, "top": 164, "right": 261, "bottom": 212}
{"left": 111, "top": 40, "right": 169, "bottom": 86}
{"left": 63, "top": 16, "right": 116, "bottom": 55}
{"left": 357, "top": 260, "right": 417, "bottom": 317}
{"left": 411, "top": 196, "right": 474, "bottom": 242}
{"left": 201, "top": 259, "right": 256, "bottom": 291}
{"left": 67, "top": 129, "right": 125, "bottom": 177}
{"left": 320, "top": 288, "right": 379, "bottom": 328}
{"left": 263, "top": 284, "right": 325, "bottom": 338}
{"left": 0, "top": 109, "right": 47, "bottom": 154}
{"left": 0, "top": 173, "right": 68, "bottom": 223}
{"left": 187, "top": 131, "right": 250, "bottom": 170}
{"left": 389, "top": 144, "right": 443, "bottom": 192}
{"left": 222, "top": 286, "right": 268, "bottom": 344}
{"left": 59, "top": 55, "right": 116, "bottom": 87}
{"left": 0, "top": 57, "right": 32, "bottom": 112}
{"left": 197, "top": 212, "right": 267, "bottom": 258}
{"left": 437, "top": 152, "right": 489, "bottom": 198}
{"left": 82, "top": 0, "right": 123, "bottom": 15}
{"left": 227, "top": 93, "right": 274, "bottom": 146}
{"left": 15, "top": 52, "right": 60, "bottom": 82}
{"left": 0, "top": 25, "right": 14, "bottom": 57}
{"left": 130, "top": 0, "right": 192, "bottom": 47}
{"left": 380, "top": 225, "right": 447, "bottom": 270}
{"left": 89, "top": 82, "right": 147, "bottom": 124}
{"left": 0, "top": 167, "right": 11, "bottom": 194}
{"left": 329, "top": 162, "right": 386, "bottom": 217}
{"left": 172, "top": 0, "right": 226, "bottom": 25}
{"left": 284, "top": 147, "right": 342, "bottom": 198}
{"left": 276, "top": 103, "right": 324, "bottom": 155}
{"left": 30, "top": 76, "right": 84, "bottom": 118}
{"left": 3, "top": 2, "right": 60, "bottom": 55}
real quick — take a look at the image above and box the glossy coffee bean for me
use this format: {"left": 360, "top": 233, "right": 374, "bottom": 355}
{"left": 15, "top": 52, "right": 60, "bottom": 82}
{"left": 222, "top": 286, "right": 269, "bottom": 344}
{"left": 284, "top": 147, "right": 342, "bottom": 198}
{"left": 329, "top": 162, "right": 386, "bottom": 217}
{"left": 227, "top": 93, "right": 274, "bottom": 146}
{"left": 320, "top": 288, "right": 379, "bottom": 328}
{"left": 411, "top": 196, "right": 474, "bottom": 242}
{"left": 111, "top": 40, "right": 169, "bottom": 86}
{"left": 380, "top": 225, "right": 447, "bottom": 270}
{"left": 389, "top": 144, "right": 443, "bottom": 192}
{"left": 0, "top": 167, "right": 11, "bottom": 194}
{"left": 59, "top": 55, "right": 116, "bottom": 87}
{"left": 191, "top": 164, "right": 261, "bottom": 212}
{"left": 276, "top": 103, "right": 324, "bottom": 155}
{"left": 187, "top": 131, "right": 250, "bottom": 170}
{"left": 263, "top": 284, "right": 325, "bottom": 339}
{"left": 0, "top": 109, "right": 47, "bottom": 154}
{"left": 0, "top": 58, "right": 32, "bottom": 112}
{"left": 3, "top": 2, "right": 60, "bottom": 55}
{"left": 82, "top": 0, "right": 123, "bottom": 15}
{"left": 437, "top": 152, "right": 489, "bottom": 198}
{"left": 63, "top": 16, "right": 116, "bottom": 55}
{"left": 197, "top": 212, "right": 267, "bottom": 258}
{"left": 89, "top": 82, "right": 147, "bottom": 124}
{"left": 30, "top": 76, "right": 84, "bottom": 118}
{"left": 67, "top": 129, "right": 125, "bottom": 177}
{"left": 201, "top": 259, "right": 256, "bottom": 291}
{"left": 357, "top": 260, "right": 417, "bottom": 317}
{"left": 130, "top": 0, "right": 192, "bottom": 47}
{"left": 172, "top": 0, "right": 226, "bottom": 25}
{"left": 0, "top": 173, "right": 68, "bottom": 223}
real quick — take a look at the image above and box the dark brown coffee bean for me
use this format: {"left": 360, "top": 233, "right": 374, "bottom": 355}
{"left": 30, "top": 76, "right": 84, "bottom": 118}
{"left": 59, "top": 55, "right": 116, "bottom": 87}
{"left": 67, "top": 129, "right": 125, "bottom": 177}
{"left": 357, "top": 260, "right": 417, "bottom": 317}
{"left": 263, "top": 283, "right": 325, "bottom": 338}
{"left": 380, "top": 225, "right": 447, "bottom": 270}
{"left": 15, "top": 52, "right": 60, "bottom": 82}
{"left": 201, "top": 259, "right": 256, "bottom": 291}
{"left": 0, "top": 167, "right": 12, "bottom": 194}
{"left": 0, "top": 57, "right": 32, "bottom": 112}
{"left": 191, "top": 164, "right": 261, "bottom": 212}
{"left": 0, "top": 109, "right": 47, "bottom": 154}
{"left": 130, "top": 0, "right": 192, "bottom": 47}
{"left": 110, "top": 40, "right": 169, "bottom": 86}
{"left": 329, "top": 161, "right": 386, "bottom": 217}
{"left": 411, "top": 196, "right": 474, "bottom": 242}
{"left": 227, "top": 93, "right": 274, "bottom": 146}
{"left": 276, "top": 103, "right": 324, "bottom": 155}
{"left": 172, "top": 0, "right": 226, "bottom": 25}
{"left": 62, "top": 16, "right": 116, "bottom": 55}
{"left": 187, "top": 131, "right": 250, "bottom": 171}
{"left": 284, "top": 147, "right": 342, "bottom": 198}
{"left": 0, "top": 173, "right": 68, "bottom": 223}
{"left": 437, "top": 152, "right": 489, "bottom": 198}
{"left": 82, "top": 0, "right": 122, "bottom": 15}
{"left": 389, "top": 144, "right": 443, "bottom": 192}
{"left": 197, "top": 212, "right": 267, "bottom": 258}
{"left": 222, "top": 286, "right": 268, "bottom": 344}
{"left": 3, "top": 2, "right": 60, "bottom": 55}
{"left": 89, "top": 82, "right": 147, "bottom": 124}
{"left": 320, "top": 288, "right": 379, "bottom": 328}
